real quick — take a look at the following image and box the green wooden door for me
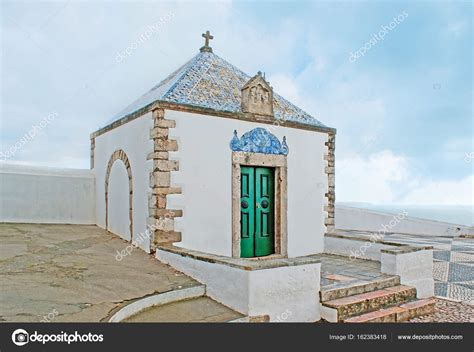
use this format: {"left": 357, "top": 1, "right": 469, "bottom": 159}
{"left": 240, "top": 166, "right": 255, "bottom": 258}
{"left": 240, "top": 166, "right": 274, "bottom": 258}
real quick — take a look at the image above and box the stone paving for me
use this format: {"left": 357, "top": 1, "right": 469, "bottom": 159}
{"left": 407, "top": 298, "right": 473, "bottom": 323}
{"left": 383, "top": 233, "right": 473, "bottom": 304}
{"left": 319, "top": 253, "right": 396, "bottom": 290}
{"left": 0, "top": 223, "right": 201, "bottom": 322}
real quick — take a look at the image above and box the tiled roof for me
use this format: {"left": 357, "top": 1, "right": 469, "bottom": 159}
{"left": 106, "top": 51, "right": 327, "bottom": 128}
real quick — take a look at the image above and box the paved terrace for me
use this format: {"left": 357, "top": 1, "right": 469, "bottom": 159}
{"left": 2, "top": 224, "right": 399, "bottom": 322}
{"left": 335, "top": 229, "right": 474, "bottom": 304}
{"left": 0, "top": 223, "right": 201, "bottom": 322}
{"left": 2, "top": 224, "right": 471, "bottom": 322}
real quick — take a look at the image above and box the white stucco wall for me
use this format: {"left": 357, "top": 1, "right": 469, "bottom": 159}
{"left": 0, "top": 164, "right": 95, "bottom": 224}
{"left": 94, "top": 113, "right": 153, "bottom": 251}
{"left": 335, "top": 205, "right": 473, "bottom": 237}
{"left": 166, "top": 110, "right": 328, "bottom": 257}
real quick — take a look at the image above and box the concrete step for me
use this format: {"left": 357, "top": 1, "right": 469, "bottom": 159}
{"left": 123, "top": 296, "right": 244, "bottom": 322}
{"left": 343, "top": 298, "right": 436, "bottom": 323}
{"left": 322, "top": 285, "right": 417, "bottom": 321}
{"left": 321, "top": 275, "right": 400, "bottom": 302}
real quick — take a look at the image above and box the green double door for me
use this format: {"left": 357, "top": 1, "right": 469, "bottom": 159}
{"left": 240, "top": 166, "right": 275, "bottom": 258}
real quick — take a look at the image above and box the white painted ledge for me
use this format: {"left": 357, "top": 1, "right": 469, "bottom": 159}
{"left": 108, "top": 285, "right": 206, "bottom": 322}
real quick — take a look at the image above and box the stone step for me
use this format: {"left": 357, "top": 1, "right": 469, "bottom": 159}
{"left": 343, "top": 298, "right": 436, "bottom": 323}
{"left": 321, "top": 275, "right": 401, "bottom": 302}
{"left": 343, "top": 306, "right": 404, "bottom": 323}
{"left": 397, "top": 298, "right": 437, "bottom": 321}
{"left": 322, "top": 285, "right": 417, "bottom": 321}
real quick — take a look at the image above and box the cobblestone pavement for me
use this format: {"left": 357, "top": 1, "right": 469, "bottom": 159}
{"left": 384, "top": 233, "right": 473, "bottom": 304}
{"left": 408, "top": 298, "right": 474, "bottom": 322}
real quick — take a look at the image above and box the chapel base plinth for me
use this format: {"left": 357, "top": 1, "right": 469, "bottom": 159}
{"left": 156, "top": 245, "right": 321, "bottom": 322}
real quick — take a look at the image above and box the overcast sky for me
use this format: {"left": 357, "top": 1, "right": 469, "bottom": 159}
{"left": 1, "top": 0, "right": 472, "bottom": 205}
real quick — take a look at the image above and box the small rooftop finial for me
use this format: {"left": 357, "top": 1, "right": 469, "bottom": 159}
{"left": 200, "top": 30, "right": 214, "bottom": 53}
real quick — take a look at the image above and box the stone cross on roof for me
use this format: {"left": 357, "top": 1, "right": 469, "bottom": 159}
{"left": 200, "top": 30, "right": 214, "bottom": 53}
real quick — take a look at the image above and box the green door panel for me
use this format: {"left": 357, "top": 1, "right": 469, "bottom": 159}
{"left": 240, "top": 166, "right": 274, "bottom": 258}
{"left": 255, "top": 167, "right": 274, "bottom": 256}
{"left": 240, "top": 166, "right": 255, "bottom": 258}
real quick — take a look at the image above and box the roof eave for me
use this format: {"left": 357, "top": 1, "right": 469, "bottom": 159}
{"left": 90, "top": 100, "right": 336, "bottom": 139}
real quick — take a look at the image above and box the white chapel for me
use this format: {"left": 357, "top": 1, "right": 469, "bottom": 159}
{"left": 90, "top": 31, "right": 336, "bottom": 321}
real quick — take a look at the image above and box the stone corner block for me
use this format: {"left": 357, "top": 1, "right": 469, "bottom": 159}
{"left": 154, "top": 139, "right": 178, "bottom": 152}
{"left": 153, "top": 159, "right": 179, "bottom": 172}
{"left": 150, "top": 171, "right": 171, "bottom": 188}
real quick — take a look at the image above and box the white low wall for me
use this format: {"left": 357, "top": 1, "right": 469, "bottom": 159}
{"left": 335, "top": 205, "right": 472, "bottom": 237}
{"left": 381, "top": 249, "right": 434, "bottom": 298}
{"left": 324, "top": 235, "right": 397, "bottom": 261}
{"left": 156, "top": 249, "right": 321, "bottom": 322}
{"left": 0, "top": 164, "right": 95, "bottom": 224}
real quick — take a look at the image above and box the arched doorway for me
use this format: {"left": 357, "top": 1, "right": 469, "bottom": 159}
{"left": 105, "top": 150, "right": 133, "bottom": 242}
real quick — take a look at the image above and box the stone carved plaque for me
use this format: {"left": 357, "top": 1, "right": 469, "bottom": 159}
{"left": 241, "top": 72, "right": 274, "bottom": 116}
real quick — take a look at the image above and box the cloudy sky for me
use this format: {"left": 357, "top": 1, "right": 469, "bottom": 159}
{"left": 1, "top": 0, "right": 472, "bottom": 206}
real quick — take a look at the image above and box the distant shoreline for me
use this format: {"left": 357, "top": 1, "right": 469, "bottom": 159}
{"left": 337, "top": 202, "right": 473, "bottom": 227}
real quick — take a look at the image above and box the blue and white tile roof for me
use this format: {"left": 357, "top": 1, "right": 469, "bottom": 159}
{"left": 107, "top": 51, "right": 327, "bottom": 128}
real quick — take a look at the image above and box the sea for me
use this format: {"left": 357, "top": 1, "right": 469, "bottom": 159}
{"left": 337, "top": 203, "right": 474, "bottom": 227}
